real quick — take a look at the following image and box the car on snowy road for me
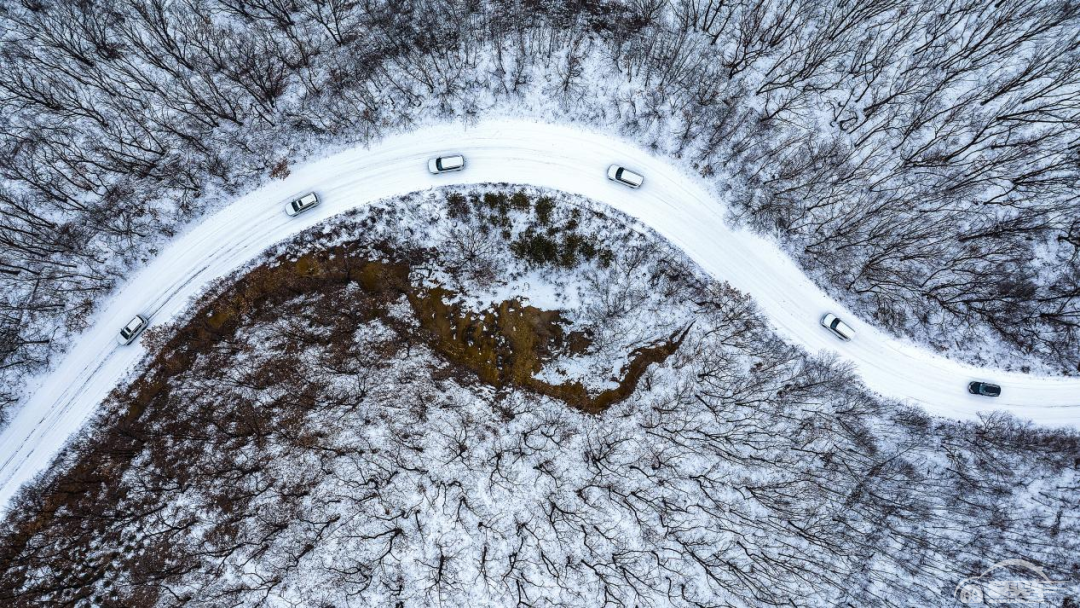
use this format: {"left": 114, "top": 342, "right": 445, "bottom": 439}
{"left": 117, "top": 315, "right": 148, "bottom": 345}
{"left": 820, "top": 313, "right": 855, "bottom": 341}
{"left": 968, "top": 381, "right": 1002, "bottom": 397}
{"left": 428, "top": 154, "right": 465, "bottom": 174}
{"left": 607, "top": 165, "right": 644, "bottom": 188}
{"left": 284, "top": 192, "right": 319, "bottom": 216}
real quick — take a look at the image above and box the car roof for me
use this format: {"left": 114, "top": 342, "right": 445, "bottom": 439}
{"left": 124, "top": 317, "right": 143, "bottom": 331}
{"left": 621, "top": 169, "right": 643, "bottom": 186}
{"left": 441, "top": 155, "right": 464, "bottom": 168}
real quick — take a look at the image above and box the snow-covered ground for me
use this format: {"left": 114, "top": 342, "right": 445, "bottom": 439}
{"left": 1, "top": 119, "right": 1077, "bottom": 513}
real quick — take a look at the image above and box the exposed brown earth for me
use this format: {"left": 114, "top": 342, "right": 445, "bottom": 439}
{"left": 177, "top": 239, "right": 685, "bottom": 417}
{"left": 0, "top": 237, "right": 687, "bottom": 605}
{"left": 410, "top": 286, "right": 690, "bottom": 414}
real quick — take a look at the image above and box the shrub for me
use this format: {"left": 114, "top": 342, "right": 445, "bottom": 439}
{"left": 511, "top": 191, "right": 531, "bottom": 212}
{"left": 269, "top": 158, "right": 290, "bottom": 180}
{"left": 446, "top": 193, "right": 469, "bottom": 218}
{"left": 535, "top": 197, "right": 555, "bottom": 225}
{"left": 483, "top": 192, "right": 508, "bottom": 216}
{"left": 598, "top": 249, "right": 615, "bottom": 267}
{"left": 510, "top": 228, "right": 603, "bottom": 270}
{"left": 560, "top": 233, "right": 585, "bottom": 268}
{"left": 511, "top": 230, "right": 560, "bottom": 266}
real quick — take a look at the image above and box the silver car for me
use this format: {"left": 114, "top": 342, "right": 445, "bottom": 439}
{"left": 284, "top": 192, "right": 319, "bottom": 216}
{"left": 607, "top": 165, "right": 644, "bottom": 188}
{"left": 820, "top": 313, "right": 855, "bottom": 341}
{"left": 428, "top": 155, "right": 465, "bottom": 174}
{"left": 118, "top": 314, "right": 148, "bottom": 345}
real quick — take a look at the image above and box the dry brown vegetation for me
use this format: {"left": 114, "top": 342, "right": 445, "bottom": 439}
{"left": 411, "top": 289, "right": 690, "bottom": 414}
{"left": 1, "top": 190, "right": 1077, "bottom": 608}
{"left": 0, "top": 192, "right": 687, "bottom": 605}
{"left": 3, "top": 0, "right": 1080, "bottom": 427}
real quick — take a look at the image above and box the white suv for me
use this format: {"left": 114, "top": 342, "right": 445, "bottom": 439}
{"left": 607, "top": 165, "right": 644, "bottom": 188}
{"left": 118, "top": 315, "right": 148, "bottom": 345}
{"left": 428, "top": 155, "right": 465, "bottom": 174}
{"left": 284, "top": 192, "right": 319, "bottom": 216}
{"left": 820, "top": 313, "right": 855, "bottom": 341}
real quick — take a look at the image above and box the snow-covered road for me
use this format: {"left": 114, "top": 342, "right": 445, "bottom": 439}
{"left": 2, "top": 119, "right": 1077, "bottom": 512}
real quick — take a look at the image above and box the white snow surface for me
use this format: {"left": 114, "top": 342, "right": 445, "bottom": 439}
{"left": 1, "top": 119, "right": 1077, "bottom": 513}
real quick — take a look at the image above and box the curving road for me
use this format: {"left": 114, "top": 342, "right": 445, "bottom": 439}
{"left": 1, "top": 120, "right": 1078, "bottom": 512}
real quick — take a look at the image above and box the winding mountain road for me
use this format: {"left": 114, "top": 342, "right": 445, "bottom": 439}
{"left": 1, "top": 119, "right": 1077, "bottom": 512}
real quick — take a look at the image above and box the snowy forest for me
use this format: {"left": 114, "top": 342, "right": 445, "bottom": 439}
{"left": 1, "top": 0, "right": 1080, "bottom": 606}
{"left": 1, "top": 189, "right": 1077, "bottom": 606}
{"left": 1, "top": 0, "right": 1079, "bottom": 421}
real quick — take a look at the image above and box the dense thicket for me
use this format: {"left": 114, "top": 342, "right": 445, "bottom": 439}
{"left": 2, "top": 192, "right": 1076, "bottom": 607}
{"left": 1, "top": 0, "right": 1078, "bottom": 420}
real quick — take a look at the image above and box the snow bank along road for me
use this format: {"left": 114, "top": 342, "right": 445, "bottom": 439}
{"left": 2, "top": 120, "right": 1078, "bottom": 512}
